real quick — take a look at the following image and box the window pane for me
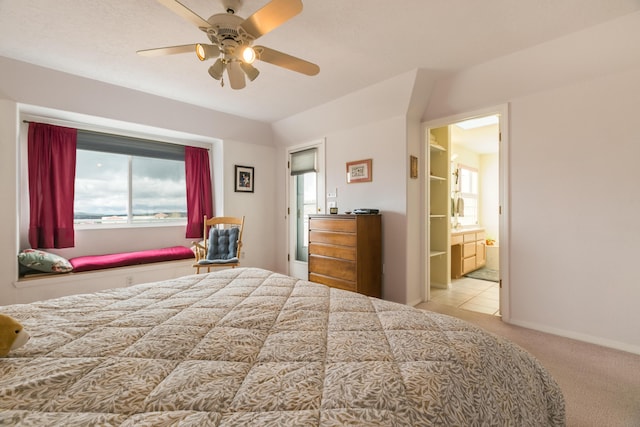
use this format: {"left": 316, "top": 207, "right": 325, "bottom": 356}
{"left": 460, "top": 167, "right": 478, "bottom": 193}
{"left": 132, "top": 156, "right": 186, "bottom": 222}
{"left": 296, "top": 172, "right": 317, "bottom": 261}
{"left": 74, "top": 149, "right": 187, "bottom": 225}
{"left": 74, "top": 150, "right": 128, "bottom": 224}
{"left": 457, "top": 165, "right": 479, "bottom": 226}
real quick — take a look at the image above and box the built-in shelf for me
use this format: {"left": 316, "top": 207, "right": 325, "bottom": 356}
{"left": 428, "top": 126, "right": 451, "bottom": 290}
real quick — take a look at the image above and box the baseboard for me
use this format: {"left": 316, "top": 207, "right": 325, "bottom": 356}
{"left": 507, "top": 318, "right": 640, "bottom": 356}
{"left": 407, "top": 297, "right": 424, "bottom": 307}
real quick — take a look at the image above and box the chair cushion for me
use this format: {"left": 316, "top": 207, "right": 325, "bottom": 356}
{"left": 197, "top": 257, "right": 239, "bottom": 266}
{"left": 206, "top": 227, "right": 239, "bottom": 260}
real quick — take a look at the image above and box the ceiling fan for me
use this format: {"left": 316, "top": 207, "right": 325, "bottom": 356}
{"left": 138, "top": 0, "right": 320, "bottom": 90}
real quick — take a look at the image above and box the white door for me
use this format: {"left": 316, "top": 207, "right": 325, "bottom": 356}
{"left": 287, "top": 141, "right": 325, "bottom": 280}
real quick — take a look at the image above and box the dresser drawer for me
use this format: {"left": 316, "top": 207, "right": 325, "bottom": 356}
{"left": 463, "top": 233, "right": 477, "bottom": 243}
{"left": 309, "top": 218, "right": 356, "bottom": 233}
{"left": 476, "top": 232, "right": 485, "bottom": 242}
{"left": 463, "top": 255, "right": 476, "bottom": 273}
{"left": 451, "top": 234, "right": 464, "bottom": 245}
{"left": 308, "top": 273, "right": 357, "bottom": 292}
{"left": 309, "top": 230, "right": 357, "bottom": 247}
{"left": 309, "top": 243, "right": 356, "bottom": 261}
{"left": 309, "top": 255, "right": 356, "bottom": 282}
{"left": 463, "top": 242, "right": 476, "bottom": 257}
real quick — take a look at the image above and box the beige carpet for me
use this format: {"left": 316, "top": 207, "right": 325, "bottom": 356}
{"left": 415, "top": 301, "right": 640, "bottom": 427}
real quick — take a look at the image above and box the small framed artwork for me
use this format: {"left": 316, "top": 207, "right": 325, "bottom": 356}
{"left": 234, "top": 165, "right": 254, "bottom": 193}
{"left": 410, "top": 155, "right": 418, "bottom": 179}
{"left": 346, "top": 158, "right": 372, "bottom": 183}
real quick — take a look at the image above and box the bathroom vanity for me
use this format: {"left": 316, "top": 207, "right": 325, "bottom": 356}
{"left": 451, "top": 228, "right": 486, "bottom": 279}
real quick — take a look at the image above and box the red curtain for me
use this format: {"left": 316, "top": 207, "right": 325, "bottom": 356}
{"left": 28, "top": 123, "right": 77, "bottom": 248}
{"left": 185, "top": 146, "right": 213, "bottom": 239}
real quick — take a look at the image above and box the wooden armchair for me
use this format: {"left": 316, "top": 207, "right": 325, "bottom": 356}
{"left": 193, "top": 216, "right": 245, "bottom": 274}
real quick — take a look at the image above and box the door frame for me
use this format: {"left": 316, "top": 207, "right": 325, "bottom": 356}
{"left": 422, "top": 103, "right": 510, "bottom": 321}
{"left": 285, "top": 138, "right": 326, "bottom": 279}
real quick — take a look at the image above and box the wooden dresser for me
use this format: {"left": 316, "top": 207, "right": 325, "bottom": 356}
{"left": 451, "top": 228, "right": 486, "bottom": 279}
{"left": 308, "top": 214, "right": 382, "bottom": 297}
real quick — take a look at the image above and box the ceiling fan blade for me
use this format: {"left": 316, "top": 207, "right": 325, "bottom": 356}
{"left": 240, "top": 0, "right": 302, "bottom": 39}
{"left": 156, "top": 0, "right": 210, "bottom": 29}
{"left": 254, "top": 45, "right": 319, "bottom": 76}
{"left": 137, "top": 44, "right": 198, "bottom": 57}
{"left": 227, "top": 62, "right": 246, "bottom": 89}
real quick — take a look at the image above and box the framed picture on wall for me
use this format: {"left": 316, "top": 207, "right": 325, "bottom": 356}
{"left": 346, "top": 158, "right": 372, "bottom": 183}
{"left": 234, "top": 165, "right": 254, "bottom": 193}
{"left": 410, "top": 155, "right": 418, "bottom": 179}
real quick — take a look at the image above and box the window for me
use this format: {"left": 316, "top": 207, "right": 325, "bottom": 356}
{"left": 454, "top": 165, "right": 479, "bottom": 226}
{"left": 290, "top": 148, "right": 318, "bottom": 262}
{"left": 74, "top": 130, "right": 187, "bottom": 225}
{"left": 295, "top": 172, "right": 317, "bottom": 261}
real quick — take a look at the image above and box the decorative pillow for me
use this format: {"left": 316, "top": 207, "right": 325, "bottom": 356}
{"left": 17, "top": 249, "right": 73, "bottom": 273}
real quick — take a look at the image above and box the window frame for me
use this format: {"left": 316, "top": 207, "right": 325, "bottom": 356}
{"left": 19, "top": 115, "right": 215, "bottom": 233}
{"left": 456, "top": 164, "right": 479, "bottom": 226}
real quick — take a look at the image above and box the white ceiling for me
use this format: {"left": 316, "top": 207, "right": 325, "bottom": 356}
{"left": 1, "top": 0, "right": 639, "bottom": 123}
{"left": 451, "top": 122, "right": 499, "bottom": 155}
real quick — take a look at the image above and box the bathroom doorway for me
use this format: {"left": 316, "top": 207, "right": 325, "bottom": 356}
{"left": 423, "top": 105, "right": 510, "bottom": 320}
{"left": 446, "top": 114, "right": 501, "bottom": 315}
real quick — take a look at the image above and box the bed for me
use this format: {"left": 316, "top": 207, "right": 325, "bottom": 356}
{"left": 0, "top": 267, "right": 564, "bottom": 426}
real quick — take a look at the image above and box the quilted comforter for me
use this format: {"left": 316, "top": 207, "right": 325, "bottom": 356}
{"left": 0, "top": 268, "right": 564, "bottom": 426}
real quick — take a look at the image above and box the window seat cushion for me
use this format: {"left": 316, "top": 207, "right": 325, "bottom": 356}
{"left": 69, "top": 246, "right": 195, "bottom": 273}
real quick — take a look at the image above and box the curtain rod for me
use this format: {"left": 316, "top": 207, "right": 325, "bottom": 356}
{"left": 22, "top": 118, "right": 78, "bottom": 127}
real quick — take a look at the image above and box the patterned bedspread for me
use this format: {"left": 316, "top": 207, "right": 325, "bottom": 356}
{"left": 0, "top": 268, "right": 564, "bottom": 426}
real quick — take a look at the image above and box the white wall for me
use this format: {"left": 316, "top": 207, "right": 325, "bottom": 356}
{"left": 222, "top": 140, "right": 278, "bottom": 271}
{"left": 271, "top": 71, "right": 433, "bottom": 304}
{"left": 322, "top": 116, "right": 408, "bottom": 302}
{"left": 0, "top": 100, "right": 20, "bottom": 299}
{"left": 479, "top": 153, "right": 499, "bottom": 242}
{"left": 507, "top": 70, "right": 640, "bottom": 351}
{"left": 0, "top": 58, "right": 277, "bottom": 306}
{"left": 425, "top": 12, "right": 640, "bottom": 353}
{"left": 0, "top": 57, "right": 273, "bottom": 145}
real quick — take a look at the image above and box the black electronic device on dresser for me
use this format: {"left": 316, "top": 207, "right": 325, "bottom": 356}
{"left": 352, "top": 208, "right": 379, "bottom": 214}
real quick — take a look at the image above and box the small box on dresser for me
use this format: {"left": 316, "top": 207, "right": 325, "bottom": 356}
{"left": 308, "top": 214, "right": 382, "bottom": 297}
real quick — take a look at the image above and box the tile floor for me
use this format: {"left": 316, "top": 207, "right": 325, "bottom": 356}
{"left": 429, "top": 277, "right": 500, "bottom": 316}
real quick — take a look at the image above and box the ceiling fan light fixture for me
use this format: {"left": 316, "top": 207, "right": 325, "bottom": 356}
{"left": 240, "top": 62, "right": 260, "bottom": 81}
{"left": 241, "top": 46, "right": 256, "bottom": 64}
{"left": 143, "top": 0, "right": 320, "bottom": 89}
{"left": 208, "top": 59, "right": 226, "bottom": 80}
{"left": 196, "top": 43, "right": 220, "bottom": 61}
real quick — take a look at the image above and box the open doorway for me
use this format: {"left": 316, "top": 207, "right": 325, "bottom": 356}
{"left": 442, "top": 115, "right": 500, "bottom": 315}
{"left": 423, "top": 105, "right": 509, "bottom": 319}
{"left": 286, "top": 140, "right": 325, "bottom": 280}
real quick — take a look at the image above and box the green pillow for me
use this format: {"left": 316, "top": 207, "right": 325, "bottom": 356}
{"left": 18, "top": 249, "right": 73, "bottom": 273}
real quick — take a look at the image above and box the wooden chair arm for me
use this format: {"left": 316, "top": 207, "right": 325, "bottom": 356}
{"left": 192, "top": 241, "right": 206, "bottom": 262}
